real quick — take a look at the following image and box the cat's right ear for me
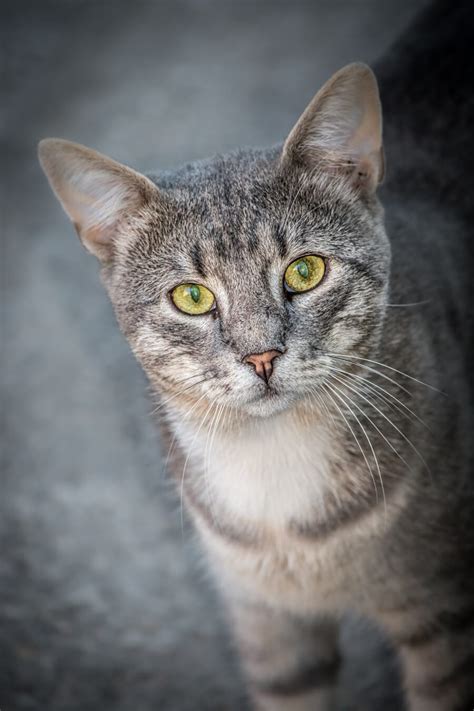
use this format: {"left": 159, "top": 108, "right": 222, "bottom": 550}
{"left": 38, "top": 139, "right": 158, "bottom": 262}
{"left": 281, "top": 63, "right": 384, "bottom": 193}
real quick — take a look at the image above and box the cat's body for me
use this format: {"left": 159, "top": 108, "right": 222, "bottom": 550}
{"left": 39, "top": 1, "right": 473, "bottom": 709}
{"left": 156, "top": 150, "right": 472, "bottom": 711}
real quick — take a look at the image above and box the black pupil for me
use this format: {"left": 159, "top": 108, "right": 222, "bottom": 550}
{"left": 297, "top": 261, "right": 309, "bottom": 279}
{"left": 189, "top": 285, "right": 200, "bottom": 303}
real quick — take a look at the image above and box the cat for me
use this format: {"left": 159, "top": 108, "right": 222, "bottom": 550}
{"left": 38, "top": 1, "right": 473, "bottom": 708}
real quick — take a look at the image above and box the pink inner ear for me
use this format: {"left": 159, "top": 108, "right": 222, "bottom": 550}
{"left": 73, "top": 220, "right": 118, "bottom": 260}
{"left": 282, "top": 64, "right": 383, "bottom": 192}
{"left": 350, "top": 150, "right": 384, "bottom": 191}
{"left": 38, "top": 138, "right": 158, "bottom": 262}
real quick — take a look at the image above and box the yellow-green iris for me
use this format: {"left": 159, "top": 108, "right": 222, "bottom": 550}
{"left": 284, "top": 255, "right": 325, "bottom": 293}
{"left": 171, "top": 283, "right": 215, "bottom": 315}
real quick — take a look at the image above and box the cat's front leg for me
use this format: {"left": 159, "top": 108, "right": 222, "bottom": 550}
{"left": 227, "top": 596, "right": 341, "bottom": 711}
{"left": 385, "top": 607, "right": 474, "bottom": 711}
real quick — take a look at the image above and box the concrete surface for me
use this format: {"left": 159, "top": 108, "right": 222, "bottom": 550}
{"left": 2, "top": 2, "right": 429, "bottom": 709}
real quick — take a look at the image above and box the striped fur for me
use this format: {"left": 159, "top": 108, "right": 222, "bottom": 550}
{"left": 39, "top": 2, "right": 473, "bottom": 708}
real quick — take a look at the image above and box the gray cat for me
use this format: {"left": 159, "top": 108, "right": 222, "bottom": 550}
{"left": 38, "top": 2, "right": 473, "bottom": 709}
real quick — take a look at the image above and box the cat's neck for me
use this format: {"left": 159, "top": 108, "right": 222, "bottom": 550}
{"left": 170, "top": 404, "right": 351, "bottom": 532}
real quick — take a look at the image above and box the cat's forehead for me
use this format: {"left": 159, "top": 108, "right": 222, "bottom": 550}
{"left": 145, "top": 148, "right": 378, "bottom": 275}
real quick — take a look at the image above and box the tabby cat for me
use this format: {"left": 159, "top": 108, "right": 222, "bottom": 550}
{"left": 38, "top": 3, "right": 473, "bottom": 708}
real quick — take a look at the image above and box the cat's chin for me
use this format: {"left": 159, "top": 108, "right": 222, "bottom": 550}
{"left": 242, "top": 390, "right": 293, "bottom": 418}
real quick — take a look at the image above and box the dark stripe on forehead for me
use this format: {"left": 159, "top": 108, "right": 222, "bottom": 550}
{"left": 191, "top": 241, "right": 206, "bottom": 278}
{"left": 221, "top": 173, "right": 232, "bottom": 207}
{"left": 209, "top": 227, "right": 230, "bottom": 261}
{"left": 246, "top": 215, "right": 261, "bottom": 254}
{"left": 274, "top": 223, "right": 288, "bottom": 257}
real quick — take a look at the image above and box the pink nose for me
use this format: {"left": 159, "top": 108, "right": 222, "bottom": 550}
{"left": 244, "top": 349, "right": 282, "bottom": 383}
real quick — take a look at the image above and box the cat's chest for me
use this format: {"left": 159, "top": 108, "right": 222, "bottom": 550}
{"left": 175, "top": 411, "right": 392, "bottom": 613}
{"left": 177, "top": 412, "right": 336, "bottom": 531}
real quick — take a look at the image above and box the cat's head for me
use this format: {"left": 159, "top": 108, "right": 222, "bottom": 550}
{"left": 39, "top": 63, "right": 390, "bottom": 420}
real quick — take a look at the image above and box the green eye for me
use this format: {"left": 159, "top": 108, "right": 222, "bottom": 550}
{"left": 284, "top": 255, "right": 325, "bottom": 293}
{"left": 171, "top": 283, "right": 215, "bottom": 315}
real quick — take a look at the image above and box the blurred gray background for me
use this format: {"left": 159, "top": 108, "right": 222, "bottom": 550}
{"left": 2, "top": 1, "right": 429, "bottom": 709}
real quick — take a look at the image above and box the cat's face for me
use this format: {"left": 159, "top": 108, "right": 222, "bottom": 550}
{"left": 39, "top": 62, "right": 388, "bottom": 420}
{"left": 109, "top": 158, "right": 389, "bottom": 419}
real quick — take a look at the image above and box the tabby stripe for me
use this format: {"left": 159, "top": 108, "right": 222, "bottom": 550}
{"left": 273, "top": 224, "right": 288, "bottom": 257}
{"left": 290, "top": 493, "right": 380, "bottom": 540}
{"left": 320, "top": 287, "right": 351, "bottom": 324}
{"left": 186, "top": 467, "right": 385, "bottom": 547}
{"left": 413, "top": 651, "right": 474, "bottom": 698}
{"left": 395, "top": 604, "right": 474, "bottom": 648}
{"left": 190, "top": 241, "right": 206, "bottom": 278}
{"left": 346, "top": 258, "right": 385, "bottom": 287}
{"left": 184, "top": 484, "right": 259, "bottom": 548}
{"left": 252, "top": 656, "right": 341, "bottom": 697}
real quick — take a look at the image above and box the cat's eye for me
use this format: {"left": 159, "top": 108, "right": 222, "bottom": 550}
{"left": 284, "top": 255, "right": 325, "bottom": 293}
{"left": 170, "top": 283, "right": 216, "bottom": 315}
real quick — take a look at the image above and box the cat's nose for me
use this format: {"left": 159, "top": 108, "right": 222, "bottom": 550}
{"left": 243, "top": 349, "right": 283, "bottom": 383}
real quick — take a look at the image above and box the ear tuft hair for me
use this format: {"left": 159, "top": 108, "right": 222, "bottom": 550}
{"left": 38, "top": 139, "right": 157, "bottom": 261}
{"left": 282, "top": 63, "right": 384, "bottom": 193}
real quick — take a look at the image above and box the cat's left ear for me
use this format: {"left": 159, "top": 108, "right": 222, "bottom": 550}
{"left": 38, "top": 139, "right": 158, "bottom": 262}
{"left": 281, "top": 63, "right": 384, "bottom": 193}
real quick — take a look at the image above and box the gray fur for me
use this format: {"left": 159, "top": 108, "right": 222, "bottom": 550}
{"left": 4, "top": 1, "right": 472, "bottom": 710}
{"left": 93, "top": 51, "right": 472, "bottom": 707}
{"left": 43, "top": 10, "right": 472, "bottom": 706}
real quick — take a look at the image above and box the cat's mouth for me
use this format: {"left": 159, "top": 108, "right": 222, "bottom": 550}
{"left": 262, "top": 385, "right": 279, "bottom": 399}
{"left": 252, "top": 381, "right": 279, "bottom": 400}
{"left": 242, "top": 381, "right": 293, "bottom": 417}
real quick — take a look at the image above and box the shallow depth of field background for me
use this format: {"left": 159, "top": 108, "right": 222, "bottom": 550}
{"left": 2, "top": 2, "right": 429, "bottom": 709}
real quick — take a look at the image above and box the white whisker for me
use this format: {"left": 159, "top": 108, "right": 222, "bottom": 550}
{"left": 325, "top": 364, "right": 430, "bottom": 430}
{"left": 321, "top": 382, "right": 380, "bottom": 507}
{"left": 203, "top": 400, "right": 226, "bottom": 526}
{"left": 324, "top": 381, "right": 386, "bottom": 513}
{"left": 326, "top": 351, "right": 443, "bottom": 393}
{"left": 179, "top": 396, "right": 218, "bottom": 538}
{"left": 325, "top": 380, "right": 387, "bottom": 517}
{"left": 386, "top": 300, "right": 431, "bottom": 308}
{"left": 325, "top": 354, "right": 413, "bottom": 397}
{"left": 328, "top": 370, "right": 431, "bottom": 477}
{"left": 151, "top": 374, "right": 214, "bottom": 416}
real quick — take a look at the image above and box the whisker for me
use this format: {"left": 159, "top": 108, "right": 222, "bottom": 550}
{"left": 326, "top": 351, "right": 443, "bottom": 393}
{"left": 151, "top": 375, "right": 215, "bottom": 416}
{"left": 179, "top": 396, "right": 219, "bottom": 538}
{"left": 386, "top": 300, "right": 431, "bottom": 308}
{"left": 311, "top": 384, "right": 337, "bottom": 427}
{"left": 320, "top": 382, "right": 380, "bottom": 508}
{"left": 155, "top": 371, "right": 210, "bottom": 394}
{"left": 327, "top": 378, "right": 414, "bottom": 481}
{"left": 203, "top": 400, "right": 226, "bottom": 527}
{"left": 342, "top": 372, "right": 421, "bottom": 428}
{"left": 328, "top": 370, "right": 431, "bottom": 476}
{"left": 324, "top": 381, "right": 385, "bottom": 513}
{"left": 324, "top": 354, "right": 413, "bottom": 397}
{"left": 164, "top": 387, "right": 212, "bottom": 477}
{"left": 325, "top": 364, "right": 430, "bottom": 430}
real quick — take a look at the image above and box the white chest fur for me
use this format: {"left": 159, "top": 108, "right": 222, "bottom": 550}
{"left": 172, "top": 408, "right": 402, "bottom": 615}
{"left": 174, "top": 410, "right": 335, "bottom": 531}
